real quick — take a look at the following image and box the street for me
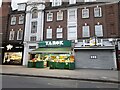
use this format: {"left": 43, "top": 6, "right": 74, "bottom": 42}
{"left": 2, "top": 75, "right": 119, "bottom": 88}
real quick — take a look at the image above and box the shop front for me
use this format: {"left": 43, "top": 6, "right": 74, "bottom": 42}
{"left": 28, "top": 40, "right": 75, "bottom": 69}
{"left": 2, "top": 43, "right": 24, "bottom": 65}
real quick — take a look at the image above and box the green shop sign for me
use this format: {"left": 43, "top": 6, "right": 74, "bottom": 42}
{"left": 38, "top": 40, "right": 71, "bottom": 47}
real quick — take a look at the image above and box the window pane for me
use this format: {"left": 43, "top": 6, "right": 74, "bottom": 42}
{"left": 82, "top": 26, "right": 90, "bottom": 37}
{"left": 95, "top": 25, "right": 103, "bottom": 37}
{"left": 56, "top": 28, "right": 63, "bottom": 38}
{"left": 30, "top": 36, "right": 36, "bottom": 41}
{"left": 32, "top": 10, "right": 38, "bottom": 18}
{"left": 47, "top": 13, "right": 53, "bottom": 21}
{"left": 19, "top": 15, "right": 24, "bottom": 24}
{"left": 94, "top": 7, "right": 102, "bottom": 17}
{"left": 9, "top": 31, "right": 15, "bottom": 40}
{"left": 82, "top": 9, "right": 89, "bottom": 18}
{"left": 69, "top": 10, "right": 75, "bottom": 20}
{"left": 17, "top": 30, "right": 23, "bottom": 40}
{"left": 46, "top": 29, "right": 52, "bottom": 39}
{"left": 11, "top": 16, "right": 16, "bottom": 25}
{"left": 57, "top": 11, "right": 63, "bottom": 21}
{"left": 68, "top": 26, "right": 77, "bottom": 40}
{"left": 31, "top": 21, "right": 37, "bottom": 33}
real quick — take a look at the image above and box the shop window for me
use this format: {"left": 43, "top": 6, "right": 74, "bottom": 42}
{"left": 57, "top": 11, "right": 63, "bottom": 21}
{"left": 56, "top": 28, "right": 63, "bottom": 38}
{"left": 17, "top": 28, "right": 23, "bottom": 40}
{"left": 32, "top": 9, "right": 38, "bottom": 19}
{"left": 31, "top": 21, "right": 37, "bottom": 33}
{"left": 68, "top": 26, "right": 77, "bottom": 40}
{"left": 69, "top": 0, "right": 76, "bottom": 4}
{"left": 94, "top": 6, "right": 102, "bottom": 17}
{"left": 9, "top": 29, "right": 15, "bottom": 40}
{"left": 95, "top": 24, "right": 103, "bottom": 37}
{"left": 47, "top": 12, "right": 53, "bottom": 22}
{"left": 11, "top": 16, "right": 16, "bottom": 25}
{"left": 30, "top": 36, "right": 36, "bottom": 41}
{"left": 46, "top": 28, "right": 52, "bottom": 39}
{"left": 82, "top": 8, "right": 89, "bottom": 18}
{"left": 19, "top": 15, "right": 24, "bottom": 24}
{"left": 82, "top": 25, "right": 90, "bottom": 37}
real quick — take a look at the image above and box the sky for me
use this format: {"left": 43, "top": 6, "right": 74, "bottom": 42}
{"left": 0, "top": 0, "right": 28, "bottom": 10}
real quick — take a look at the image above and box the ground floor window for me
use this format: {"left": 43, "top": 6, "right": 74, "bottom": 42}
{"left": 3, "top": 52, "right": 22, "bottom": 65}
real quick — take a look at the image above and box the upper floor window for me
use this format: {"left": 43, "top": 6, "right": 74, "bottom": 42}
{"left": 52, "top": 0, "right": 62, "bottom": 7}
{"left": 84, "top": 0, "right": 96, "bottom": 2}
{"left": 30, "top": 36, "right": 36, "bottom": 41}
{"left": 82, "top": 8, "right": 89, "bottom": 18}
{"left": 46, "top": 28, "right": 52, "bottom": 39}
{"left": 32, "top": 9, "right": 38, "bottom": 19}
{"left": 31, "top": 21, "right": 37, "bottom": 33}
{"left": 19, "top": 15, "right": 24, "bottom": 24}
{"left": 56, "top": 27, "right": 63, "bottom": 38}
{"left": 94, "top": 6, "right": 102, "bottom": 17}
{"left": 68, "top": 9, "right": 76, "bottom": 21}
{"left": 17, "top": 28, "right": 23, "bottom": 40}
{"left": 57, "top": 11, "right": 63, "bottom": 21}
{"left": 47, "top": 12, "right": 53, "bottom": 22}
{"left": 9, "top": 29, "right": 15, "bottom": 40}
{"left": 82, "top": 24, "right": 90, "bottom": 37}
{"left": 11, "top": 16, "right": 16, "bottom": 25}
{"left": 69, "top": 0, "right": 76, "bottom": 4}
{"left": 95, "top": 23, "right": 103, "bottom": 37}
{"left": 68, "top": 26, "right": 77, "bottom": 40}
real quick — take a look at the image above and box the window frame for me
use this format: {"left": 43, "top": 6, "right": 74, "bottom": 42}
{"left": 46, "top": 28, "right": 52, "bottom": 39}
{"left": 19, "top": 15, "right": 24, "bottom": 24}
{"left": 94, "top": 7, "right": 102, "bottom": 17}
{"left": 56, "top": 27, "right": 63, "bottom": 38}
{"left": 95, "top": 24, "right": 103, "bottom": 37}
{"left": 9, "top": 29, "right": 15, "bottom": 40}
{"left": 17, "top": 29, "right": 23, "bottom": 40}
{"left": 47, "top": 12, "right": 53, "bottom": 22}
{"left": 10, "top": 16, "right": 16, "bottom": 25}
{"left": 82, "top": 8, "right": 89, "bottom": 19}
{"left": 82, "top": 25, "right": 90, "bottom": 37}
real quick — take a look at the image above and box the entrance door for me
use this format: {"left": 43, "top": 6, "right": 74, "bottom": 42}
{"left": 75, "top": 50, "right": 116, "bottom": 70}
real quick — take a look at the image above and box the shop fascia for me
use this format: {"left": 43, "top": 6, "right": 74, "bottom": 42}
{"left": 39, "top": 40, "right": 71, "bottom": 47}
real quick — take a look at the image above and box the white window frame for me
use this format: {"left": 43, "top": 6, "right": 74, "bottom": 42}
{"left": 68, "top": 9, "right": 76, "bottom": 21}
{"left": 82, "top": 8, "right": 89, "bottom": 18}
{"left": 52, "top": 0, "right": 62, "bottom": 7}
{"left": 94, "top": 6, "right": 102, "bottom": 17}
{"left": 67, "top": 26, "right": 77, "bottom": 40}
{"left": 57, "top": 11, "right": 63, "bottom": 21}
{"left": 17, "top": 29, "right": 23, "bottom": 40}
{"left": 56, "top": 27, "right": 63, "bottom": 38}
{"left": 11, "top": 16, "right": 16, "bottom": 25}
{"left": 19, "top": 15, "right": 24, "bottom": 24}
{"left": 47, "top": 12, "right": 53, "bottom": 22}
{"left": 9, "top": 29, "right": 15, "bottom": 40}
{"left": 82, "top": 25, "right": 90, "bottom": 37}
{"left": 95, "top": 25, "right": 103, "bottom": 37}
{"left": 31, "top": 21, "right": 37, "bottom": 33}
{"left": 46, "top": 28, "right": 52, "bottom": 39}
{"left": 30, "top": 36, "right": 37, "bottom": 41}
{"left": 69, "top": 0, "right": 76, "bottom": 4}
{"left": 32, "top": 9, "right": 38, "bottom": 19}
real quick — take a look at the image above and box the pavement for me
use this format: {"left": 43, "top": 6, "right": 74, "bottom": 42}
{"left": 0, "top": 65, "right": 120, "bottom": 84}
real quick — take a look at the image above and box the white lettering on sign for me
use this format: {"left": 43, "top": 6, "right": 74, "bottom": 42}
{"left": 45, "top": 41, "right": 63, "bottom": 46}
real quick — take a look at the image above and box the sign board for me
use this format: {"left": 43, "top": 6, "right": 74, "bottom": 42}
{"left": 38, "top": 40, "right": 71, "bottom": 47}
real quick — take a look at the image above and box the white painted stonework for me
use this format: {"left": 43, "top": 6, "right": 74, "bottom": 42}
{"left": 23, "top": 1, "right": 45, "bottom": 66}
